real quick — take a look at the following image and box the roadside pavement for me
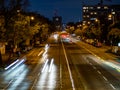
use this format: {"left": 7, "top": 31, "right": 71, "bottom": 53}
{"left": 0, "top": 52, "right": 25, "bottom": 70}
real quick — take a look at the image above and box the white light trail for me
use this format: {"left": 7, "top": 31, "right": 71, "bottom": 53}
{"left": 45, "top": 44, "right": 49, "bottom": 50}
{"left": 42, "top": 50, "right": 47, "bottom": 57}
{"left": 110, "top": 84, "right": 116, "bottom": 89}
{"left": 5, "top": 59, "right": 19, "bottom": 70}
{"left": 105, "top": 61, "right": 120, "bottom": 72}
{"left": 41, "top": 59, "right": 49, "bottom": 73}
{"left": 43, "top": 54, "right": 47, "bottom": 60}
{"left": 49, "top": 58, "right": 54, "bottom": 72}
{"left": 10, "top": 59, "right": 25, "bottom": 70}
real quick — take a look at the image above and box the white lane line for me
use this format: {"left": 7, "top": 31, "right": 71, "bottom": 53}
{"left": 31, "top": 78, "right": 38, "bottom": 90}
{"left": 37, "top": 73, "right": 40, "bottom": 76}
{"left": 93, "top": 66, "right": 97, "bottom": 70}
{"left": 102, "top": 76, "right": 108, "bottom": 81}
{"left": 110, "top": 83, "right": 116, "bottom": 89}
{"left": 62, "top": 42, "right": 76, "bottom": 90}
{"left": 4, "top": 79, "right": 14, "bottom": 89}
{"left": 89, "top": 63, "right": 92, "bottom": 66}
{"left": 41, "top": 59, "right": 49, "bottom": 73}
{"left": 48, "top": 58, "right": 54, "bottom": 72}
{"left": 97, "top": 70, "right": 102, "bottom": 75}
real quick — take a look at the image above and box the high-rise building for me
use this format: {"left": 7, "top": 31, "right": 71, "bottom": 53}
{"left": 53, "top": 16, "right": 62, "bottom": 31}
{"left": 82, "top": 4, "right": 120, "bottom": 24}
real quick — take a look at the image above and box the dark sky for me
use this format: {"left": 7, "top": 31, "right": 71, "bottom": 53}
{"left": 29, "top": 0, "right": 120, "bottom": 23}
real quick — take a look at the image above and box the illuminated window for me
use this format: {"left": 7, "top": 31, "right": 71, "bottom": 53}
{"left": 83, "top": 15, "right": 86, "bottom": 18}
{"left": 83, "top": 10, "right": 86, "bottom": 12}
{"left": 104, "top": 6, "right": 108, "bottom": 9}
{"left": 90, "top": 12, "right": 93, "bottom": 15}
{"left": 87, "top": 15, "right": 89, "bottom": 17}
{"left": 112, "top": 12, "right": 115, "bottom": 15}
{"left": 97, "top": 6, "right": 101, "bottom": 9}
{"left": 83, "top": 7, "right": 87, "bottom": 9}
{"left": 94, "top": 12, "right": 97, "bottom": 14}
{"left": 56, "top": 18, "right": 59, "bottom": 21}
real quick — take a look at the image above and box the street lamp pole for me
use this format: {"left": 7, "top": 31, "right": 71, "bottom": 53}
{"left": 108, "top": 13, "right": 115, "bottom": 24}
{"left": 95, "top": 18, "right": 100, "bottom": 30}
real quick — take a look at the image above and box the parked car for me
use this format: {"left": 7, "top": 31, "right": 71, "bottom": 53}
{"left": 93, "top": 41, "right": 102, "bottom": 47}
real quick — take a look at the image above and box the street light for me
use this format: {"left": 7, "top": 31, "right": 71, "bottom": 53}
{"left": 95, "top": 18, "right": 100, "bottom": 28}
{"left": 108, "top": 9, "right": 116, "bottom": 24}
{"left": 108, "top": 14, "right": 115, "bottom": 24}
{"left": 30, "top": 16, "right": 34, "bottom": 20}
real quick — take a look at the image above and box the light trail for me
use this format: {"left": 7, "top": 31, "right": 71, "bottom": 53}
{"left": 45, "top": 44, "right": 49, "bottom": 50}
{"left": 5, "top": 59, "right": 19, "bottom": 70}
{"left": 38, "top": 50, "right": 44, "bottom": 56}
{"left": 49, "top": 58, "right": 54, "bottom": 72}
{"left": 104, "top": 61, "right": 120, "bottom": 72}
{"left": 10, "top": 59, "right": 25, "bottom": 70}
{"left": 41, "top": 59, "right": 49, "bottom": 73}
{"left": 42, "top": 50, "right": 47, "bottom": 57}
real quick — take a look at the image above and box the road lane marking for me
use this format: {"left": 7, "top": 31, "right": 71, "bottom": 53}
{"left": 97, "top": 70, "right": 101, "bottom": 74}
{"left": 4, "top": 79, "right": 14, "bottom": 89}
{"left": 89, "top": 63, "right": 92, "bottom": 66}
{"left": 31, "top": 78, "right": 38, "bottom": 90}
{"left": 110, "top": 83, "right": 116, "bottom": 89}
{"left": 77, "top": 43, "right": 105, "bottom": 62}
{"left": 102, "top": 76, "right": 108, "bottom": 81}
{"left": 76, "top": 42, "right": 117, "bottom": 90}
{"left": 62, "top": 42, "right": 76, "bottom": 90}
{"left": 93, "top": 66, "right": 97, "bottom": 70}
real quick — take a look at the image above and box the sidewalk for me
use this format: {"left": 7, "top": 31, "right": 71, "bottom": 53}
{"left": 0, "top": 52, "right": 25, "bottom": 70}
{"left": 1, "top": 53, "right": 17, "bottom": 66}
{"left": 77, "top": 41, "right": 120, "bottom": 61}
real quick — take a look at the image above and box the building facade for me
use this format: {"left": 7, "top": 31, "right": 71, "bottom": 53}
{"left": 53, "top": 16, "right": 62, "bottom": 31}
{"left": 82, "top": 4, "right": 120, "bottom": 24}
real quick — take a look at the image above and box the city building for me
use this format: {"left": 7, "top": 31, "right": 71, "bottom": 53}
{"left": 53, "top": 16, "right": 62, "bottom": 31}
{"left": 82, "top": 4, "right": 120, "bottom": 24}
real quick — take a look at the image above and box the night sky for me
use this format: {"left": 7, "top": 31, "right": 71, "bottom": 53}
{"left": 29, "top": 0, "right": 120, "bottom": 23}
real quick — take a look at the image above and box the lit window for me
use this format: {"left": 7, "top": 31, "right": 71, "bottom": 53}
{"left": 83, "top": 7, "right": 88, "bottom": 9}
{"left": 83, "top": 10, "right": 86, "bottom": 12}
{"left": 97, "top": 6, "right": 101, "bottom": 9}
{"left": 83, "top": 7, "right": 87, "bottom": 9}
{"left": 94, "top": 12, "right": 97, "bottom": 14}
{"left": 104, "top": 6, "right": 108, "bottom": 9}
{"left": 90, "top": 12, "right": 93, "bottom": 15}
{"left": 112, "top": 12, "right": 115, "bottom": 15}
{"left": 87, "top": 15, "right": 89, "bottom": 17}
